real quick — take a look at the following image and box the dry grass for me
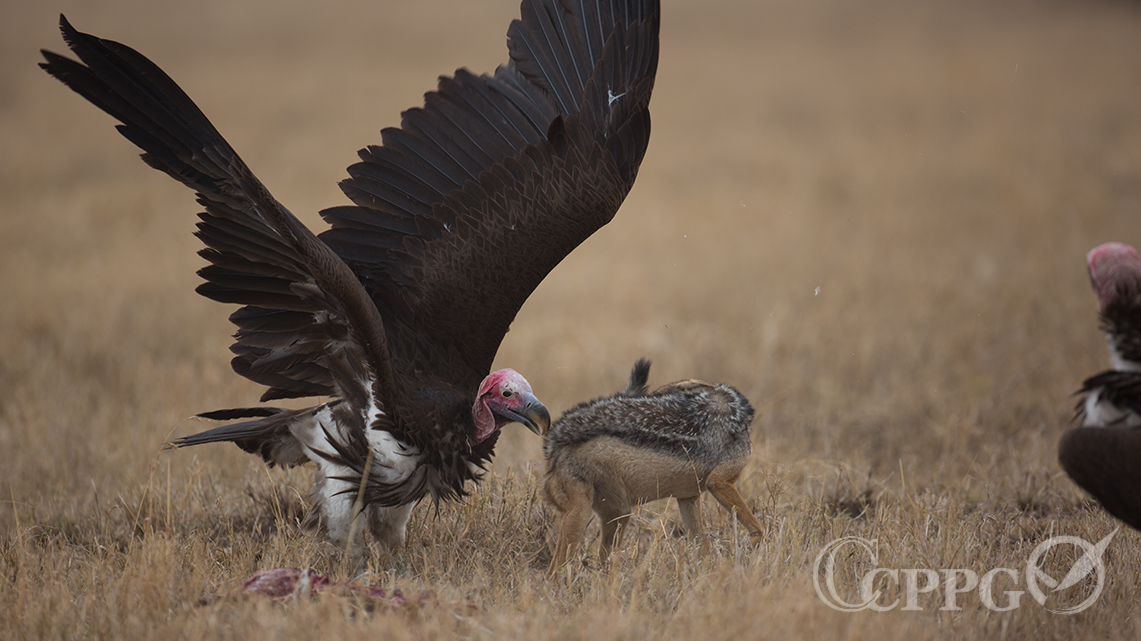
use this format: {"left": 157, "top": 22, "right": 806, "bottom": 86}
{"left": 4, "top": 0, "right": 1141, "bottom": 638}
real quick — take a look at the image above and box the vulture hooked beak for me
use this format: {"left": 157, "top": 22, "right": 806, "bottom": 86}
{"left": 517, "top": 394, "right": 552, "bottom": 436}
{"left": 496, "top": 391, "right": 551, "bottom": 436}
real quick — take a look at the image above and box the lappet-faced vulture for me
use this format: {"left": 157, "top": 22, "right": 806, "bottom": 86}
{"left": 40, "top": 0, "right": 659, "bottom": 552}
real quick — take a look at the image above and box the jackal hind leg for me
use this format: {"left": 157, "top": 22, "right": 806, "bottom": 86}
{"left": 676, "top": 494, "right": 713, "bottom": 555}
{"left": 676, "top": 495, "right": 704, "bottom": 536}
{"left": 597, "top": 508, "right": 632, "bottom": 567}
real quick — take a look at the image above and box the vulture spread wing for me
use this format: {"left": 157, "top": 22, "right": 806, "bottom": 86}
{"left": 40, "top": 16, "right": 398, "bottom": 416}
{"left": 322, "top": 1, "right": 660, "bottom": 397}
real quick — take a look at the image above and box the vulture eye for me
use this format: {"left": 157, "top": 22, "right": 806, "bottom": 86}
{"left": 502, "top": 390, "right": 514, "bottom": 398}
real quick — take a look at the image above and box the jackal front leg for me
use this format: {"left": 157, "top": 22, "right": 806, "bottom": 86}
{"left": 546, "top": 473, "right": 594, "bottom": 576}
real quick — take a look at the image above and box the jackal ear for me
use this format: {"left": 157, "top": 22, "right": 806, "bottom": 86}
{"left": 653, "top": 379, "right": 714, "bottom": 395}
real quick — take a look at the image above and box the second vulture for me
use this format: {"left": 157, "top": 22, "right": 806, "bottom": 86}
{"left": 1061, "top": 242, "right": 1141, "bottom": 531}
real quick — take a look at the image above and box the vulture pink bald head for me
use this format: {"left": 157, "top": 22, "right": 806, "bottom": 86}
{"left": 1088, "top": 242, "right": 1141, "bottom": 311}
{"left": 471, "top": 368, "right": 551, "bottom": 444}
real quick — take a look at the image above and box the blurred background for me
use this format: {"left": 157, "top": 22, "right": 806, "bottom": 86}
{"left": 2, "top": 0, "right": 1141, "bottom": 509}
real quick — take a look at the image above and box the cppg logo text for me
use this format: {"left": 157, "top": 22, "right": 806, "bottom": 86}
{"left": 813, "top": 530, "right": 1117, "bottom": 614}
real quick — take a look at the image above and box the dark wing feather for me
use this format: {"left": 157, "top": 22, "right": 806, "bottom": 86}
{"left": 1059, "top": 427, "right": 1141, "bottom": 531}
{"left": 40, "top": 17, "right": 400, "bottom": 408}
{"left": 320, "top": 0, "right": 660, "bottom": 396}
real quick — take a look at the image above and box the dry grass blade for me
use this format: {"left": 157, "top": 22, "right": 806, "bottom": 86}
{"left": 341, "top": 445, "right": 374, "bottom": 574}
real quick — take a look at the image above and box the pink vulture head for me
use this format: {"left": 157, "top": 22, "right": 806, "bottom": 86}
{"left": 1088, "top": 242, "right": 1141, "bottom": 311}
{"left": 471, "top": 368, "right": 551, "bottom": 444}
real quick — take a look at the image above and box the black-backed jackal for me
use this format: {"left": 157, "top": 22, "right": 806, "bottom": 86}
{"left": 543, "top": 359, "right": 764, "bottom": 574}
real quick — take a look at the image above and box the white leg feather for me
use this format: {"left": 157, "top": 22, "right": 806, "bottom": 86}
{"left": 367, "top": 502, "right": 417, "bottom": 548}
{"left": 1084, "top": 388, "right": 1141, "bottom": 428}
{"left": 291, "top": 403, "right": 423, "bottom": 553}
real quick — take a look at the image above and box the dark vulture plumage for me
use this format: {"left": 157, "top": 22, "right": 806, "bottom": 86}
{"left": 40, "top": 0, "right": 660, "bottom": 552}
{"left": 1061, "top": 242, "right": 1141, "bottom": 531}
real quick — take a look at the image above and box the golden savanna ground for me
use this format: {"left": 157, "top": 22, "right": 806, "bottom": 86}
{"left": 3, "top": 0, "right": 1141, "bottom": 638}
